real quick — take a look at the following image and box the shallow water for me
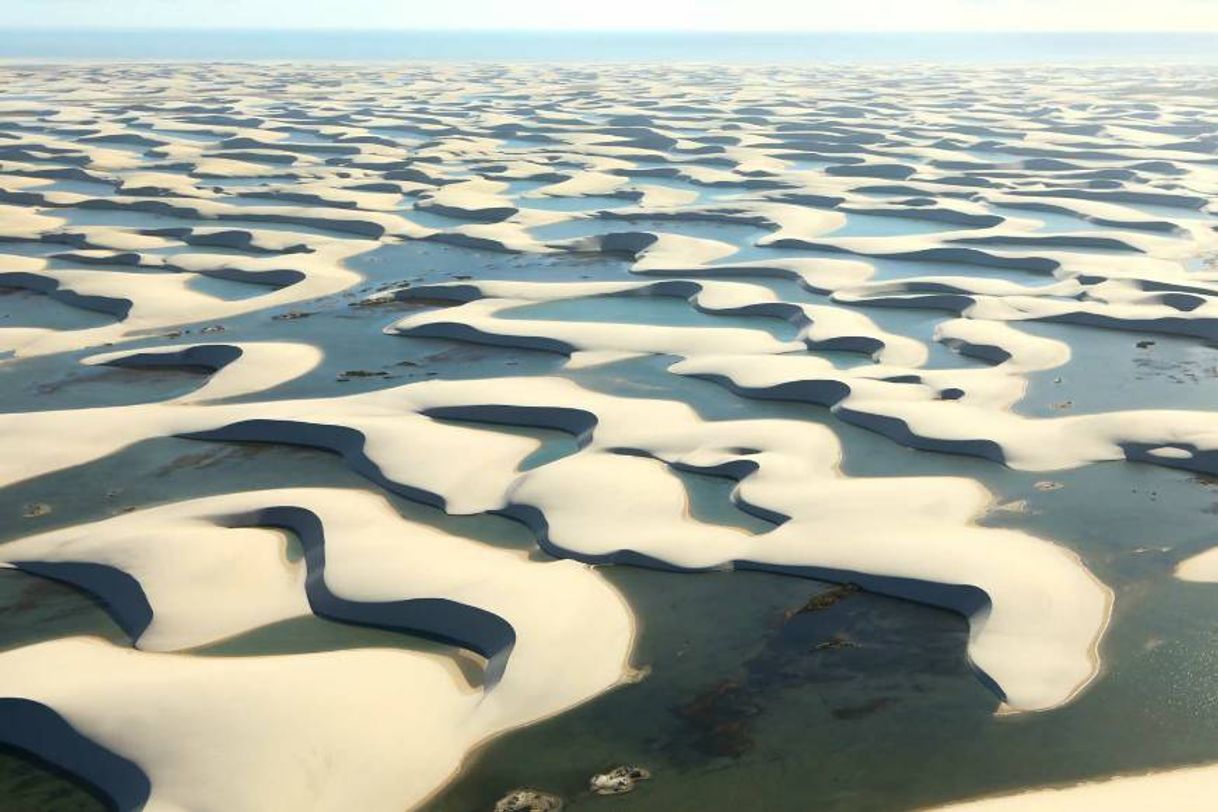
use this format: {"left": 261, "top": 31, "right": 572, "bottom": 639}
{"left": 500, "top": 295, "right": 801, "bottom": 341}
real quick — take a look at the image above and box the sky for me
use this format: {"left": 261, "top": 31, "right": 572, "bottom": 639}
{"left": 3, "top": 0, "right": 1218, "bottom": 32}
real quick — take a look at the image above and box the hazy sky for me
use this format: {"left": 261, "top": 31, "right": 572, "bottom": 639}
{"left": 3, "top": 0, "right": 1217, "bottom": 31}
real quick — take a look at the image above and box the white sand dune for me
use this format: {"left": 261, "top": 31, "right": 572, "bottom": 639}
{"left": 924, "top": 763, "right": 1218, "bottom": 811}
{"left": 1, "top": 487, "right": 634, "bottom": 810}
{"left": 0, "top": 345, "right": 1110, "bottom": 712}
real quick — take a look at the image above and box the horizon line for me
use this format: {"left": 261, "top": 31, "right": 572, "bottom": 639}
{"left": 2, "top": 27, "right": 1217, "bottom": 35}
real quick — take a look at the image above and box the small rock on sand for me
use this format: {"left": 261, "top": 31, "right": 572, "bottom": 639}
{"left": 492, "top": 788, "right": 563, "bottom": 812}
{"left": 787, "top": 582, "right": 859, "bottom": 617}
{"left": 336, "top": 369, "right": 390, "bottom": 381}
{"left": 589, "top": 766, "right": 651, "bottom": 796}
{"left": 21, "top": 502, "right": 52, "bottom": 519}
{"left": 812, "top": 634, "right": 858, "bottom": 652}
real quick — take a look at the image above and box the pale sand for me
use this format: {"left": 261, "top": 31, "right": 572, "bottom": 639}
{"left": 925, "top": 763, "right": 1218, "bottom": 811}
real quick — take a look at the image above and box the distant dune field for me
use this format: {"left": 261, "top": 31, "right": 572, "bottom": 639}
{"left": 0, "top": 60, "right": 1216, "bottom": 812}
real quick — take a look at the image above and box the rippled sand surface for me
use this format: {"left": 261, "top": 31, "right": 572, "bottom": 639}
{"left": 1, "top": 62, "right": 1217, "bottom": 811}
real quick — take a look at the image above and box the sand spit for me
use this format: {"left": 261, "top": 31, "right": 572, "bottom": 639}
{"left": 1, "top": 60, "right": 1217, "bottom": 810}
{"left": 924, "top": 762, "right": 1218, "bottom": 811}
